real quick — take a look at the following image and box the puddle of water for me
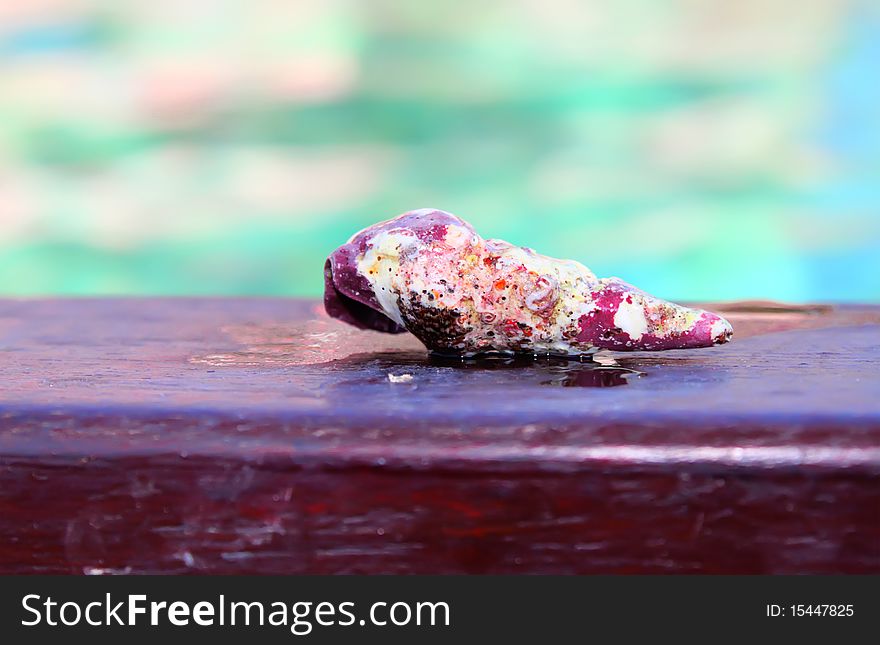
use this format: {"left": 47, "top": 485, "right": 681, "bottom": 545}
{"left": 539, "top": 368, "right": 638, "bottom": 388}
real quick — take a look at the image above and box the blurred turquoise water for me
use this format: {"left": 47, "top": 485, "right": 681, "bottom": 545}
{"left": 0, "top": 1, "right": 878, "bottom": 302}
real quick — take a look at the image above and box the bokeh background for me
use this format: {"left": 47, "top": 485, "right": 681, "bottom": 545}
{"left": 1, "top": 0, "right": 878, "bottom": 302}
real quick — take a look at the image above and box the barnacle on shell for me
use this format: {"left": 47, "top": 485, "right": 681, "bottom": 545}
{"left": 324, "top": 209, "right": 733, "bottom": 357}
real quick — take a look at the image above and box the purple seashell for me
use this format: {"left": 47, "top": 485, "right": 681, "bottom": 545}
{"left": 324, "top": 209, "right": 733, "bottom": 356}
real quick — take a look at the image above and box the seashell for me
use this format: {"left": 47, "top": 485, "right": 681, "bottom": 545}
{"left": 324, "top": 209, "right": 733, "bottom": 357}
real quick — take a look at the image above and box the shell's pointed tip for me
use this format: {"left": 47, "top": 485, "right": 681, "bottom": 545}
{"left": 709, "top": 314, "right": 734, "bottom": 345}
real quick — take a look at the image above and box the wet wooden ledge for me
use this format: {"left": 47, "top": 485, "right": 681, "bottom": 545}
{"left": 0, "top": 298, "right": 878, "bottom": 574}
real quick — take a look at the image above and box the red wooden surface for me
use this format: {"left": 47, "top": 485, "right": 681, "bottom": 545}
{"left": 0, "top": 298, "right": 878, "bottom": 573}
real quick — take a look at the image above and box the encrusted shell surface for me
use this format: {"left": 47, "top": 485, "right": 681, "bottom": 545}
{"left": 325, "top": 209, "right": 733, "bottom": 357}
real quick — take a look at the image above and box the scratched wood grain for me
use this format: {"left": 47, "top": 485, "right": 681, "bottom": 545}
{"left": 0, "top": 299, "right": 877, "bottom": 574}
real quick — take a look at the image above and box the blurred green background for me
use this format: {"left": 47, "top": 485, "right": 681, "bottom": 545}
{"left": 1, "top": 0, "right": 878, "bottom": 302}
